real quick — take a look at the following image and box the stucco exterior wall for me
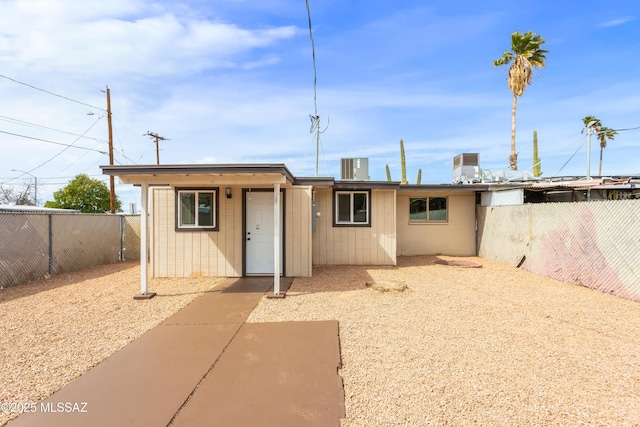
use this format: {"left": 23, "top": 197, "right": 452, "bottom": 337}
{"left": 312, "top": 188, "right": 396, "bottom": 265}
{"left": 396, "top": 191, "right": 477, "bottom": 256}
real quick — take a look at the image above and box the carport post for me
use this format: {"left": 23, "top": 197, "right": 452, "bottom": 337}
{"left": 273, "top": 182, "right": 281, "bottom": 295}
{"left": 134, "top": 182, "right": 155, "bottom": 300}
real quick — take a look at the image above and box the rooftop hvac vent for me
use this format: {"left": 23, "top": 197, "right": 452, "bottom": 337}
{"left": 452, "top": 153, "right": 481, "bottom": 184}
{"left": 340, "top": 158, "right": 369, "bottom": 180}
{"left": 453, "top": 153, "right": 479, "bottom": 169}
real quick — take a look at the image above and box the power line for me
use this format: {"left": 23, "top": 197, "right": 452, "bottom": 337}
{"left": 145, "top": 131, "right": 169, "bottom": 165}
{"left": 305, "top": 0, "right": 328, "bottom": 177}
{"left": 0, "top": 130, "right": 107, "bottom": 154}
{"left": 0, "top": 74, "right": 105, "bottom": 111}
{"left": 0, "top": 114, "right": 107, "bottom": 143}
{"left": 612, "top": 125, "right": 640, "bottom": 132}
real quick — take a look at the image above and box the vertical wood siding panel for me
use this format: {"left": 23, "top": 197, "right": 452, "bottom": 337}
{"left": 233, "top": 189, "right": 242, "bottom": 276}
{"left": 167, "top": 189, "right": 176, "bottom": 277}
{"left": 302, "top": 187, "right": 312, "bottom": 276}
{"left": 218, "top": 195, "right": 228, "bottom": 276}
{"left": 223, "top": 195, "right": 232, "bottom": 276}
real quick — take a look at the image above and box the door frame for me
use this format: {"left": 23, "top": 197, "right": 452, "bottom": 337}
{"left": 242, "top": 188, "right": 286, "bottom": 277}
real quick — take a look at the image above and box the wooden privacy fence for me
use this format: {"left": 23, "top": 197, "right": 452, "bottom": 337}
{"left": 0, "top": 213, "right": 141, "bottom": 288}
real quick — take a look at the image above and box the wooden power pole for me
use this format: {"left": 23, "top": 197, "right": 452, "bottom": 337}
{"left": 106, "top": 86, "right": 116, "bottom": 214}
{"left": 145, "top": 131, "right": 168, "bottom": 165}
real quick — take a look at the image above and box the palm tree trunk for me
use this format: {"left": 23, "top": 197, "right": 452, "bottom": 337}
{"left": 599, "top": 146, "right": 604, "bottom": 176}
{"left": 510, "top": 93, "right": 518, "bottom": 170}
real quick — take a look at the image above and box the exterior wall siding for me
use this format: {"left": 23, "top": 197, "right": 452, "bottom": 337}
{"left": 151, "top": 185, "right": 313, "bottom": 278}
{"left": 396, "top": 192, "right": 477, "bottom": 256}
{"left": 312, "top": 188, "right": 396, "bottom": 265}
{"left": 285, "top": 186, "right": 313, "bottom": 277}
{"left": 151, "top": 186, "right": 243, "bottom": 278}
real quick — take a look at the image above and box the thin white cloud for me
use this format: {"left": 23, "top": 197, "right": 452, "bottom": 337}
{"left": 597, "top": 16, "right": 636, "bottom": 28}
{"left": 0, "top": 1, "right": 300, "bottom": 78}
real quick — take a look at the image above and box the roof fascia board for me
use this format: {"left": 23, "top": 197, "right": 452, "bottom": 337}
{"left": 102, "top": 164, "right": 294, "bottom": 185}
{"left": 333, "top": 180, "right": 400, "bottom": 190}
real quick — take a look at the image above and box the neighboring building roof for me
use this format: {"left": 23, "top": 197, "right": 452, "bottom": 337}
{"left": 482, "top": 176, "right": 640, "bottom": 191}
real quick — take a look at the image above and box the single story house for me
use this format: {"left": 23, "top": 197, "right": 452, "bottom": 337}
{"left": 101, "top": 164, "right": 487, "bottom": 296}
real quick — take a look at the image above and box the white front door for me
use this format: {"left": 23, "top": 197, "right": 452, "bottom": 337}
{"left": 246, "top": 191, "right": 283, "bottom": 275}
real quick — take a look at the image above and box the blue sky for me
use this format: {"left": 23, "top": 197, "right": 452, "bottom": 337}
{"left": 1, "top": 0, "right": 639, "bottom": 208}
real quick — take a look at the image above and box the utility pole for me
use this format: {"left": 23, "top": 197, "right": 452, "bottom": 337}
{"left": 106, "top": 86, "right": 116, "bottom": 214}
{"left": 145, "top": 132, "right": 168, "bottom": 165}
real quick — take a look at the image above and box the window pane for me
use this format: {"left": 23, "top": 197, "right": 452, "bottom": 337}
{"left": 198, "top": 192, "right": 214, "bottom": 227}
{"left": 352, "top": 193, "right": 368, "bottom": 223}
{"left": 428, "top": 197, "right": 447, "bottom": 221}
{"left": 180, "top": 193, "right": 196, "bottom": 225}
{"left": 337, "top": 194, "right": 351, "bottom": 222}
{"left": 409, "top": 198, "right": 427, "bottom": 220}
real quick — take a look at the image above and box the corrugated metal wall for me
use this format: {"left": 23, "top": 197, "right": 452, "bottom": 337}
{"left": 0, "top": 213, "right": 141, "bottom": 288}
{"left": 478, "top": 200, "right": 640, "bottom": 302}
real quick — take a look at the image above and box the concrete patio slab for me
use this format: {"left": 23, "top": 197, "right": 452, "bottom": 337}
{"left": 8, "top": 277, "right": 343, "bottom": 427}
{"left": 171, "top": 320, "right": 345, "bottom": 427}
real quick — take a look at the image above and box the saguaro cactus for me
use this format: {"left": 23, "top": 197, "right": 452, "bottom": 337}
{"left": 532, "top": 130, "right": 542, "bottom": 177}
{"left": 416, "top": 168, "right": 422, "bottom": 184}
{"left": 400, "top": 139, "right": 408, "bottom": 184}
{"left": 385, "top": 164, "right": 392, "bottom": 182}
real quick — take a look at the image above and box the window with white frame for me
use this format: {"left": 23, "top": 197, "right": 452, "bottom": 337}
{"left": 177, "top": 189, "right": 218, "bottom": 230}
{"left": 409, "top": 196, "right": 447, "bottom": 222}
{"left": 334, "top": 190, "right": 370, "bottom": 226}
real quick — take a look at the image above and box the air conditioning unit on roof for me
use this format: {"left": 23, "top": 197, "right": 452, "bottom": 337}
{"left": 340, "top": 158, "right": 369, "bottom": 180}
{"left": 452, "top": 153, "right": 481, "bottom": 184}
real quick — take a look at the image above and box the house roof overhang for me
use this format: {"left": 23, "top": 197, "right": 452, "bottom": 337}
{"left": 333, "top": 180, "right": 401, "bottom": 190}
{"left": 101, "top": 164, "right": 296, "bottom": 186}
{"left": 400, "top": 184, "right": 490, "bottom": 192}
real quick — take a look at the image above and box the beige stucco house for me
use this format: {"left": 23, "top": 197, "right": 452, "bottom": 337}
{"left": 102, "top": 164, "right": 485, "bottom": 295}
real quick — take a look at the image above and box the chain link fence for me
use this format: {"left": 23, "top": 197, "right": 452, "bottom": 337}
{"left": 0, "top": 213, "right": 141, "bottom": 288}
{"left": 478, "top": 200, "right": 640, "bottom": 302}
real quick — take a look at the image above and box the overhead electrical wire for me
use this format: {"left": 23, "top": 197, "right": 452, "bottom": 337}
{"left": 306, "top": 0, "right": 318, "bottom": 123}
{"left": 0, "top": 130, "right": 106, "bottom": 154}
{"left": 304, "top": 0, "right": 329, "bottom": 177}
{"left": 0, "top": 114, "right": 108, "bottom": 143}
{"left": 0, "top": 73, "right": 105, "bottom": 111}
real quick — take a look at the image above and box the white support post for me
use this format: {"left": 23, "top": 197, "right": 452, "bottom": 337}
{"left": 140, "top": 183, "right": 148, "bottom": 294}
{"left": 273, "top": 182, "right": 281, "bottom": 295}
{"left": 134, "top": 182, "right": 155, "bottom": 299}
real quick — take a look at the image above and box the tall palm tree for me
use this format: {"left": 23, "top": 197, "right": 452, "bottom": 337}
{"left": 581, "top": 116, "right": 617, "bottom": 176}
{"left": 494, "top": 30, "right": 548, "bottom": 170}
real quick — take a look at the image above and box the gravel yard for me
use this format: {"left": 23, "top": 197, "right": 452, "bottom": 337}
{"left": 0, "top": 262, "right": 222, "bottom": 426}
{"left": 2, "top": 257, "right": 640, "bottom": 426}
{"left": 248, "top": 256, "right": 640, "bottom": 426}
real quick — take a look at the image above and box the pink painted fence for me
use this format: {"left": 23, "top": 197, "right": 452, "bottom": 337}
{"left": 477, "top": 200, "right": 640, "bottom": 302}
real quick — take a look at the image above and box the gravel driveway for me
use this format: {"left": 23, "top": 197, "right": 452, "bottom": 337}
{"left": 2, "top": 257, "right": 639, "bottom": 426}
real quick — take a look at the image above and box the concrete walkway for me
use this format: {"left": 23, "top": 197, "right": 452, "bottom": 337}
{"left": 9, "top": 278, "right": 345, "bottom": 427}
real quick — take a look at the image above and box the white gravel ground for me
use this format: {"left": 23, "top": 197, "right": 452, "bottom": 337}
{"left": 0, "top": 261, "right": 222, "bottom": 426}
{"left": 2, "top": 257, "right": 639, "bottom": 426}
{"left": 248, "top": 256, "right": 640, "bottom": 426}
